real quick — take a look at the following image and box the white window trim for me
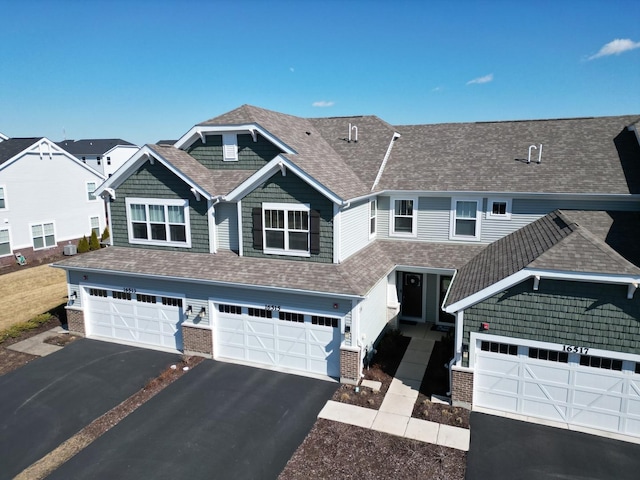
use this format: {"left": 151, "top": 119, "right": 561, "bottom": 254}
{"left": 389, "top": 196, "right": 418, "bottom": 238}
{"left": 125, "top": 197, "right": 192, "bottom": 248}
{"left": 262, "top": 202, "right": 311, "bottom": 257}
{"left": 0, "top": 185, "right": 7, "bottom": 210}
{"left": 222, "top": 133, "right": 238, "bottom": 162}
{"left": 89, "top": 216, "right": 100, "bottom": 237}
{"left": 86, "top": 181, "right": 98, "bottom": 202}
{"left": 449, "top": 197, "right": 482, "bottom": 241}
{"left": 30, "top": 221, "right": 56, "bottom": 250}
{"left": 369, "top": 199, "right": 377, "bottom": 239}
{"left": 0, "top": 226, "right": 12, "bottom": 258}
{"left": 486, "top": 197, "right": 512, "bottom": 220}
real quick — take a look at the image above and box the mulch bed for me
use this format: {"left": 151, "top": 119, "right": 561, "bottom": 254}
{"left": 278, "top": 418, "right": 466, "bottom": 480}
{"left": 331, "top": 330, "right": 410, "bottom": 410}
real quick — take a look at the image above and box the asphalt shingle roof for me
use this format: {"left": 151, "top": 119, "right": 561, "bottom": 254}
{"left": 57, "top": 139, "right": 135, "bottom": 156}
{"left": 0, "top": 138, "right": 42, "bottom": 165}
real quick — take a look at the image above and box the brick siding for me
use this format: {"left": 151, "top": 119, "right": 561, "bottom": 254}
{"left": 452, "top": 368, "right": 473, "bottom": 407}
{"left": 66, "top": 308, "right": 85, "bottom": 336}
{"left": 182, "top": 325, "right": 213, "bottom": 357}
{"left": 340, "top": 347, "right": 361, "bottom": 384}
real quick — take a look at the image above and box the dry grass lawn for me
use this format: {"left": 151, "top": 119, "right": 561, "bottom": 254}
{"left": 0, "top": 265, "right": 67, "bottom": 330}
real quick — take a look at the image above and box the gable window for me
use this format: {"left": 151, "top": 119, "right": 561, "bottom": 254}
{"left": 86, "top": 182, "right": 97, "bottom": 201}
{"left": 0, "top": 228, "right": 10, "bottom": 256}
{"left": 32, "top": 222, "right": 56, "bottom": 249}
{"left": 487, "top": 198, "right": 512, "bottom": 220}
{"left": 450, "top": 198, "right": 481, "bottom": 241}
{"left": 223, "top": 133, "right": 238, "bottom": 161}
{"left": 0, "top": 186, "right": 6, "bottom": 209}
{"left": 261, "top": 203, "right": 310, "bottom": 256}
{"left": 90, "top": 216, "right": 100, "bottom": 236}
{"left": 126, "top": 198, "right": 191, "bottom": 247}
{"left": 390, "top": 197, "right": 417, "bottom": 237}
{"left": 369, "top": 199, "right": 377, "bottom": 237}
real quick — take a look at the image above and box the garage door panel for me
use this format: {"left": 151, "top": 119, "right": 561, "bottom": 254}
{"left": 479, "top": 391, "right": 519, "bottom": 411}
{"left": 278, "top": 339, "right": 307, "bottom": 356}
{"left": 571, "top": 409, "right": 622, "bottom": 431}
{"left": 246, "top": 348, "right": 276, "bottom": 365}
{"left": 219, "top": 316, "right": 244, "bottom": 330}
{"left": 476, "top": 372, "right": 520, "bottom": 393}
{"left": 247, "top": 320, "right": 275, "bottom": 335}
{"left": 480, "top": 356, "right": 520, "bottom": 376}
{"left": 524, "top": 382, "right": 570, "bottom": 402}
{"left": 525, "top": 364, "right": 571, "bottom": 384}
{"left": 247, "top": 335, "right": 276, "bottom": 351}
{"left": 522, "top": 399, "right": 567, "bottom": 421}
{"left": 219, "top": 331, "right": 245, "bottom": 346}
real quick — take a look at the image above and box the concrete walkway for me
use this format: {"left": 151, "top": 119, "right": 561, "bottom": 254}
{"left": 7, "top": 326, "right": 68, "bottom": 356}
{"left": 319, "top": 323, "right": 470, "bottom": 451}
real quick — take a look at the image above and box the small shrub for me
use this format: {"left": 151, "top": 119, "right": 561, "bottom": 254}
{"left": 77, "top": 236, "right": 90, "bottom": 253}
{"left": 101, "top": 226, "right": 110, "bottom": 242}
{"left": 89, "top": 230, "right": 100, "bottom": 251}
{"left": 0, "top": 313, "right": 53, "bottom": 344}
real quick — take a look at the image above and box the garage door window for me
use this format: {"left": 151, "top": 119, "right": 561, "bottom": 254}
{"left": 312, "top": 316, "right": 339, "bottom": 328}
{"left": 162, "top": 297, "right": 182, "bottom": 307}
{"left": 248, "top": 307, "right": 272, "bottom": 318}
{"left": 219, "top": 304, "right": 242, "bottom": 314}
{"left": 89, "top": 288, "right": 107, "bottom": 297}
{"left": 136, "top": 293, "right": 156, "bottom": 304}
{"left": 579, "top": 355, "right": 623, "bottom": 371}
{"left": 279, "top": 312, "right": 304, "bottom": 323}
{"left": 528, "top": 348, "right": 568, "bottom": 363}
{"left": 481, "top": 341, "right": 517, "bottom": 355}
{"left": 113, "top": 291, "right": 132, "bottom": 301}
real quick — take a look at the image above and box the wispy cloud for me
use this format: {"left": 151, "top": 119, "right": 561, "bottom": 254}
{"left": 431, "top": 86, "right": 443, "bottom": 92}
{"left": 289, "top": 67, "right": 295, "bottom": 72}
{"left": 588, "top": 38, "right": 640, "bottom": 60}
{"left": 466, "top": 73, "right": 493, "bottom": 85}
{"left": 312, "top": 101, "right": 335, "bottom": 107}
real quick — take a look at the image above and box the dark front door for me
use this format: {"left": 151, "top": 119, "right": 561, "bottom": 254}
{"left": 401, "top": 273, "right": 423, "bottom": 319}
{"left": 439, "top": 275, "right": 455, "bottom": 324}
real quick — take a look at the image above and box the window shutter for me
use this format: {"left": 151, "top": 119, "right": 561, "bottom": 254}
{"left": 252, "top": 207, "right": 263, "bottom": 249}
{"left": 310, "top": 210, "right": 320, "bottom": 254}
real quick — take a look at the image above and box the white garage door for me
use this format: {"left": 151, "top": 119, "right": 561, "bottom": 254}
{"left": 215, "top": 304, "right": 340, "bottom": 377}
{"left": 86, "top": 287, "right": 183, "bottom": 352}
{"left": 474, "top": 339, "right": 640, "bottom": 436}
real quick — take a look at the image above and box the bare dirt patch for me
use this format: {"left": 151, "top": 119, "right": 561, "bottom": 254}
{"left": 43, "top": 334, "right": 80, "bottom": 347}
{"left": 278, "top": 418, "right": 466, "bottom": 480}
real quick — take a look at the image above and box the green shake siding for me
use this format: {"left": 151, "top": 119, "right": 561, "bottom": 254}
{"left": 111, "top": 161, "right": 210, "bottom": 252}
{"left": 462, "top": 279, "right": 640, "bottom": 365}
{"left": 242, "top": 171, "right": 333, "bottom": 263}
{"left": 187, "top": 133, "right": 283, "bottom": 170}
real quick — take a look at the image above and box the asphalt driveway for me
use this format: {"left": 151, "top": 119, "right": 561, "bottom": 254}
{"left": 48, "top": 360, "right": 338, "bottom": 480}
{"left": 0, "top": 339, "right": 179, "bottom": 479}
{"left": 466, "top": 412, "right": 640, "bottom": 480}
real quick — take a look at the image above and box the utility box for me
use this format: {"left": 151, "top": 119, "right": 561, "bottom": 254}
{"left": 63, "top": 244, "right": 77, "bottom": 256}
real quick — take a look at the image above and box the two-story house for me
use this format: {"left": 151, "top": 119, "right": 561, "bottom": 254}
{"left": 0, "top": 137, "right": 106, "bottom": 268}
{"left": 57, "top": 139, "right": 138, "bottom": 177}
{"left": 54, "top": 106, "right": 640, "bottom": 439}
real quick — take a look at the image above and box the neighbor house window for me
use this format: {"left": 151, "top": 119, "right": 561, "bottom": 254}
{"left": 222, "top": 133, "right": 238, "bottom": 161}
{"left": 0, "top": 228, "right": 10, "bottom": 256}
{"left": 32, "top": 222, "right": 55, "bottom": 249}
{"left": 450, "top": 198, "right": 481, "bottom": 241}
{"left": 487, "top": 198, "right": 512, "bottom": 220}
{"left": 390, "top": 197, "right": 417, "bottom": 237}
{"left": 126, "top": 198, "right": 191, "bottom": 247}
{"left": 0, "top": 186, "right": 6, "bottom": 209}
{"left": 90, "top": 216, "right": 100, "bottom": 236}
{"left": 262, "top": 203, "right": 310, "bottom": 256}
{"left": 369, "top": 199, "right": 377, "bottom": 237}
{"left": 86, "top": 182, "right": 97, "bottom": 201}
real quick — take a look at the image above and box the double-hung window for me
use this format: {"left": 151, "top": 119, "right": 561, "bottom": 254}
{"left": 0, "top": 228, "right": 10, "bottom": 256}
{"left": 390, "top": 197, "right": 417, "bottom": 237}
{"left": 262, "top": 203, "right": 310, "bottom": 256}
{"left": 450, "top": 198, "right": 481, "bottom": 241}
{"left": 32, "top": 222, "right": 56, "bottom": 249}
{"left": 86, "top": 182, "right": 97, "bottom": 201}
{"left": 126, "top": 198, "right": 191, "bottom": 247}
{"left": 90, "top": 216, "right": 100, "bottom": 236}
{"left": 0, "top": 186, "right": 6, "bottom": 209}
{"left": 369, "top": 199, "right": 377, "bottom": 237}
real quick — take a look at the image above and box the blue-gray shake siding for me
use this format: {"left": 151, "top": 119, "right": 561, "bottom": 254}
{"left": 187, "top": 133, "right": 283, "bottom": 170}
{"left": 461, "top": 278, "right": 640, "bottom": 367}
{"left": 110, "top": 160, "right": 210, "bottom": 252}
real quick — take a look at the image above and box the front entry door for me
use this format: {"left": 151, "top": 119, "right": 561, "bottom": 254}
{"left": 401, "top": 273, "right": 423, "bottom": 319}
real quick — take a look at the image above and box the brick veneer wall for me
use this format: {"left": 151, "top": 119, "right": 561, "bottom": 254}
{"left": 0, "top": 243, "right": 70, "bottom": 269}
{"left": 452, "top": 368, "right": 473, "bottom": 408}
{"left": 340, "top": 347, "right": 361, "bottom": 384}
{"left": 182, "top": 325, "right": 213, "bottom": 357}
{"left": 66, "top": 308, "right": 85, "bottom": 336}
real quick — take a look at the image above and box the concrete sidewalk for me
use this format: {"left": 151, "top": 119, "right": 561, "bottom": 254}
{"left": 319, "top": 323, "right": 470, "bottom": 451}
{"left": 7, "top": 326, "right": 68, "bottom": 356}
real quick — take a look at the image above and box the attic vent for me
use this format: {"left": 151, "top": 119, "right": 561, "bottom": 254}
{"left": 348, "top": 123, "right": 358, "bottom": 143}
{"left": 223, "top": 133, "right": 238, "bottom": 162}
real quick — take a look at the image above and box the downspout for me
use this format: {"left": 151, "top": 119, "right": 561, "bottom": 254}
{"left": 446, "top": 310, "right": 463, "bottom": 397}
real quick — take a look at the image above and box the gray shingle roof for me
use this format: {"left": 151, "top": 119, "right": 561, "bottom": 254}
{"left": 381, "top": 115, "right": 640, "bottom": 194}
{"left": 445, "top": 210, "right": 640, "bottom": 307}
{"left": 0, "top": 138, "right": 42, "bottom": 165}
{"left": 57, "top": 139, "right": 135, "bottom": 156}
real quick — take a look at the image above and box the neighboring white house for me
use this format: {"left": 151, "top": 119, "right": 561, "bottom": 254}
{"left": 0, "top": 132, "right": 8, "bottom": 142}
{"left": 56, "top": 139, "right": 138, "bottom": 177}
{"left": 0, "top": 137, "right": 106, "bottom": 267}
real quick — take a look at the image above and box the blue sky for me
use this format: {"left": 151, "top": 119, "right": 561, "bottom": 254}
{"left": 1, "top": 0, "right": 639, "bottom": 146}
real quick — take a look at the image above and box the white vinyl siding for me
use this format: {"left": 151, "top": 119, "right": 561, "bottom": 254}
{"left": 31, "top": 222, "right": 55, "bottom": 249}
{"left": 216, "top": 202, "right": 239, "bottom": 251}
{"left": 126, "top": 198, "right": 191, "bottom": 248}
{"left": 0, "top": 228, "right": 11, "bottom": 256}
{"left": 339, "top": 199, "right": 371, "bottom": 261}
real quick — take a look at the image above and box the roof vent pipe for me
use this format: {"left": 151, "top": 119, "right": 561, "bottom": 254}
{"left": 348, "top": 123, "right": 358, "bottom": 143}
{"left": 537, "top": 144, "right": 543, "bottom": 163}
{"left": 527, "top": 145, "right": 537, "bottom": 164}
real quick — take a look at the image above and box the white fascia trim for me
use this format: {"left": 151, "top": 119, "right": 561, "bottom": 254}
{"left": 0, "top": 138, "right": 105, "bottom": 179}
{"left": 224, "top": 155, "right": 345, "bottom": 206}
{"left": 0, "top": 132, "right": 8, "bottom": 141}
{"left": 375, "top": 190, "right": 640, "bottom": 202}
{"left": 627, "top": 124, "right": 640, "bottom": 146}
{"left": 94, "top": 146, "right": 211, "bottom": 201}
{"left": 174, "top": 124, "right": 296, "bottom": 154}
{"left": 371, "top": 132, "right": 401, "bottom": 191}
{"left": 446, "top": 268, "right": 640, "bottom": 314}
{"left": 52, "top": 265, "right": 364, "bottom": 301}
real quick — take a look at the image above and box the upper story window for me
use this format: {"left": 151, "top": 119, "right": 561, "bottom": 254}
{"left": 0, "top": 186, "right": 6, "bottom": 209}
{"left": 262, "top": 203, "right": 310, "bottom": 257}
{"left": 32, "top": 222, "right": 56, "bottom": 250}
{"left": 0, "top": 228, "right": 10, "bottom": 256}
{"left": 390, "top": 197, "right": 417, "bottom": 237}
{"left": 486, "top": 198, "right": 512, "bottom": 220}
{"left": 223, "top": 133, "right": 238, "bottom": 161}
{"left": 86, "top": 182, "right": 97, "bottom": 201}
{"left": 369, "top": 199, "right": 377, "bottom": 237}
{"left": 450, "top": 198, "right": 481, "bottom": 241}
{"left": 125, "top": 198, "right": 191, "bottom": 248}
